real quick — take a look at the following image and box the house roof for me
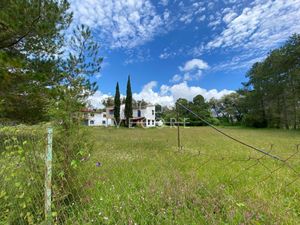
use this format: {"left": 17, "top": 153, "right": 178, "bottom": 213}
{"left": 106, "top": 104, "right": 155, "bottom": 110}
{"left": 81, "top": 108, "right": 104, "bottom": 113}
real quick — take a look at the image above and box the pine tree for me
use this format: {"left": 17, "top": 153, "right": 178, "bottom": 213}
{"left": 114, "top": 82, "right": 121, "bottom": 125}
{"left": 125, "top": 76, "right": 133, "bottom": 127}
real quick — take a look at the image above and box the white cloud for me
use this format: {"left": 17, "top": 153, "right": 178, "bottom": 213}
{"left": 170, "top": 74, "right": 182, "bottom": 83}
{"left": 179, "top": 58, "right": 209, "bottom": 72}
{"left": 69, "top": 0, "right": 164, "bottom": 48}
{"left": 133, "top": 81, "right": 174, "bottom": 106}
{"left": 198, "top": 15, "right": 206, "bottom": 22}
{"left": 207, "top": 0, "right": 300, "bottom": 51}
{"left": 134, "top": 81, "right": 234, "bottom": 107}
{"left": 160, "top": 0, "right": 169, "bottom": 6}
{"left": 177, "top": 1, "right": 206, "bottom": 24}
{"left": 223, "top": 11, "right": 238, "bottom": 24}
{"left": 89, "top": 81, "right": 235, "bottom": 108}
{"left": 88, "top": 91, "right": 112, "bottom": 108}
{"left": 161, "top": 82, "right": 234, "bottom": 103}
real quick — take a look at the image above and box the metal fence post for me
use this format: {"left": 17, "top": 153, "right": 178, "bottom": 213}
{"left": 45, "top": 127, "right": 53, "bottom": 224}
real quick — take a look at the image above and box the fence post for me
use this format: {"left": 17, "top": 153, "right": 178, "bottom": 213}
{"left": 45, "top": 127, "right": 53, "bottom": 224}
{"left": 176, "top": 104, "right": 181, "bottom": 151}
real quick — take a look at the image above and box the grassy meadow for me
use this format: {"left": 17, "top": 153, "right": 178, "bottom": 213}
{"left": 77, "top": 127, "right": 300, "bottom": 224}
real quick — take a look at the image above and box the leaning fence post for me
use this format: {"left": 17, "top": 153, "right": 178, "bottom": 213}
{"left": 45, "top": 127, "right": 53, "bottom": 224}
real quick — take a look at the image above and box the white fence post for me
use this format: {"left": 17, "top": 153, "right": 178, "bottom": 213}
{"left": 45, "top": 127, "right": 53, "bottom": 224}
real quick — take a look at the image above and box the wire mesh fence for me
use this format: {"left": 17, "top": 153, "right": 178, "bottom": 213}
{"left": 0, "top": 126, "right": 46, "bottom": 224}
{"left": 1, "top": 118, "right": 300, "bottom": 224}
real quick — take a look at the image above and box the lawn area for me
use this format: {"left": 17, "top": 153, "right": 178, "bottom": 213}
{"left": 77, "top": 127, "right": 300, "bottom": 224}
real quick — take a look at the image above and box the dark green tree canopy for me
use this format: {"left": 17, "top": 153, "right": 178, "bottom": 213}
{"left": 114, "top": 82, "right": 121, "bottom": 124}
{"left": 0, "top": 1, "right": 103, "bottom": 125}
{"left": 125, "top": 75, "right": 133, "bottom": 126}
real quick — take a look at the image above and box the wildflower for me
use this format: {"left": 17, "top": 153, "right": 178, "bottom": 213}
{"left": 96, "top": 162, "right": 102, "bottom": 167}
{"left": 104, "top": 216, "right": 109, "bottom": 220}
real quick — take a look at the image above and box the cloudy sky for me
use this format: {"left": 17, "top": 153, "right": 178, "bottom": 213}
{"left": 69, "top": 0, "right": 300, "bottom": 107}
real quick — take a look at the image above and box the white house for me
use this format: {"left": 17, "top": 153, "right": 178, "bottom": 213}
{"left": 82, "top": 109, "right": 112, "bottom": 127}
{"left": 106, "top": 104, "right": 156, "bottom": 128}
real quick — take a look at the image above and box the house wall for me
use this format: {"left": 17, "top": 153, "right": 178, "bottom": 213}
{"left": 135, "top": 105, "right": 155, "bottom": 127}
{"left": 104, "top": 104, "right": 156, "bottom": 127}
{"left": 85, "top": 112, "right": 112, "bottom": 127}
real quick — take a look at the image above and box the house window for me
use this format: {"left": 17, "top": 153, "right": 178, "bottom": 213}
{"left": 102, "top": 120, "right": 106, "bottom": 125}
{"left": 138, "top": 110, "right": 141, "bottom": 117}
{"left": 109, "top": 109, "right": 114, "bottom": 115}
{"left": 90, "top": 113, "right": 94, "bottom": 117}
{"left": 152, "top": 120, "right": 154, "bottom": 125}
{"left": 90, "top": 120, "right": 94, "bottom": 125}
{"left": 103, "top": 114, "right": 106, "bottom": 118}
{"left": 152, "top": 110, "right": 154, "bottom": 115}
{"left": 148, "top": 120, "right": 150, "bottom": 125}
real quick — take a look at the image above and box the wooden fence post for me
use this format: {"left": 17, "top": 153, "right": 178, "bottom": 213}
{"left": 45, "top": 127, "right": 53, "bottom": 224}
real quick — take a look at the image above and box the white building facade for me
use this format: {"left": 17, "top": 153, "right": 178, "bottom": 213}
{"left": 83, "top": 110, "right": 112, "bottom": 127}
{"left": 106, "top": 104, "right": 156, "bottom": 128}
{"left": 83, "top": 104, "right": 156, "bottom": 127}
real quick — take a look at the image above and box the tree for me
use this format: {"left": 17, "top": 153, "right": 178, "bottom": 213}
{"left": 125, "top": 75, "right": 133, "bottom": 126}
{"left": 0, "top": 0, "right": 71, "bottom": 50}
{"left": 48, "top": 25, "right": 103, "bottom": 129}
{"left": 189, "top": 95, "right": 211, "bottom": 126}
{"left": 219, "top": 93, "right": 244, "bottom": 124}
{"left": 102, "top": 97, "right": 114, "bottom": 107}
{"left": 114, "top": 82, "right": 121, "bottom": 124}
{"left": 239, "top": 34, "right": 300, "bottom": 129}
{"left": 0, "top": 0, "right": 71, "bottom": 123}
{"left": 133, "top": 99, "right": 148, "bottom": 109}
{"left": 168, "top": 96, "right": 213, "bottom": 126}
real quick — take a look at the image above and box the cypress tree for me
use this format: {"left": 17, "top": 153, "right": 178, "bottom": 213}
{"left": 114, "top": 82, "right": 121, "bottom": 125}
{"left": 125, "top": 75, "right": 133, "bottom": 126}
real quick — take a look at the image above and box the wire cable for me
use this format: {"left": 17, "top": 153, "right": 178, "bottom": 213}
{"left": 176, "top": 102, "right": 285, "bottom": 163}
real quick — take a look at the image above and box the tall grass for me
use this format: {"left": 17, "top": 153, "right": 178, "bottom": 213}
{"left": 1, "top": 126, "right": 299, "bottom": 224}
{"left": 0, "top": 126, "right": 45, "bottom": 224}
{"left": 79, "top": 127, "right": 300, "bottom": 224}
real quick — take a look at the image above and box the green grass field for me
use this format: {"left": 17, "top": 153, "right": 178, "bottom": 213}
{"left": 76, "top": 127, "right": 300, "bottom": 224}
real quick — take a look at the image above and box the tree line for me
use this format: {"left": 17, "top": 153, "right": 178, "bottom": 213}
{"left": 159, "top": 34, "right": 300, "bottom": 129}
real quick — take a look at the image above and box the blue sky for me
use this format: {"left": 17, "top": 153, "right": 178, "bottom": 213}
{"left": 69, "top": 0, "right": 300, "bottom": 107}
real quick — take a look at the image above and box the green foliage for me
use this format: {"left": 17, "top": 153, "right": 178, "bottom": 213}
{"left": 114, "top": 82, "right": 121, "bottom": 124}
{"left": 0, "top": 126, "right": 45, "bottom": 224}
{"left": 241, "top": 34, "right": 300, "bottom": 129}
{"left": 0, "top": 124, "right": 94, "bottom": 224}
{"left": 0, "top": 0, "right": 71, "bottom": 124}
{"left": 0, "top": 0, "right": 71, "bottom": 50}
{"left": 51, "top": 125, "right": 94, "bottom": 223}
{"left": 162, "top": 95, "right": 212, "bottom": 126}
{"left": 48, "top": 25, "right": 103, "bottom": 129}
{"left": 209, "top": 93, "right": 245, "bottom": 126}
{"left": 102, "top": 96, "right": 114, "bottom": 107}
{"left": 125, "top": 76, "right": 133, "bottom": 126}
{"left": 208, "top": 34, "right": 300, "bottom": 129}
{"left": 0, "top": 2, "right": 103, "bottom": 126}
